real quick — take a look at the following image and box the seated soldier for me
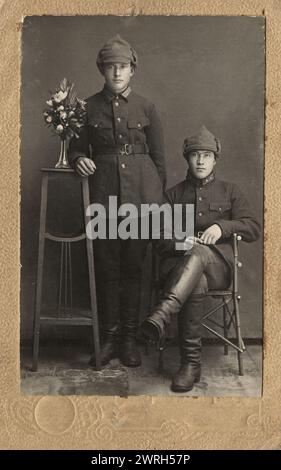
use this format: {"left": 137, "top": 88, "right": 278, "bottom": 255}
{"left": 140, "top": 125, "right": 260, "bottom": 393}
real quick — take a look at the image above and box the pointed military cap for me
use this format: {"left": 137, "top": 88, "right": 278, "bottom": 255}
{"left": 183, "top": 125, "right": 222, "bottom": 157}
{"left": 96, "top": 34, "right": 138, "bottom": 72}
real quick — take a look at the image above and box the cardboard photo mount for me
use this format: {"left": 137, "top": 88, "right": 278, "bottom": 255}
{"left": 0, "top": 0, "right": 279, "bottom": 450}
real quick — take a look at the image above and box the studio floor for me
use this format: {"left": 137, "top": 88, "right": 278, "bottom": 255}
{"left": 21, "top": 341, "right": 262, "bottom": 397}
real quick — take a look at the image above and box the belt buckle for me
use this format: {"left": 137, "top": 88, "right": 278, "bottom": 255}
{"left": 120, "top": 144, "right": 131, "bottom": 156}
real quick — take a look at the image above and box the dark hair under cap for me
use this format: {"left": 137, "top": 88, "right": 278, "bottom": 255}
{"left": 96, "top": 34, "right": 138, "bottom": 73}
{"left": 183, "top": 125, "right": 222, "bottom": 159}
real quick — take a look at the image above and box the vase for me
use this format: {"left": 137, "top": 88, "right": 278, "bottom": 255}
{"left": 55, "top": 139, "right": 71, "bottom": 169}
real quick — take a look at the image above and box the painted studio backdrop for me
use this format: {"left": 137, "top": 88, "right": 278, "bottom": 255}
{"left": 20, "top": 16, "right": 264, "bottom": 342}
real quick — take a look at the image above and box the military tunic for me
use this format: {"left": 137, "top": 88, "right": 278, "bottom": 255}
{"left": 156, "top": 171, "right": 261, "bottom": 276}
{"left": 68, "top": 85, "right": 166, "bottom": 210}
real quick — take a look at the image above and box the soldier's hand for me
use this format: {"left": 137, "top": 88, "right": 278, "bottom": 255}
{"left": 76, "top": 157, "right": 96, "bottom": 177}
{"left": 182, "top": 236, "right": 203, "bottom": 254}
{"left": 200, "top": 224, "right": 222, "bottom": 245}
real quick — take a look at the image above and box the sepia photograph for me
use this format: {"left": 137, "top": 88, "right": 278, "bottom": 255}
{"left": 20, "top": 15, "right": 264, "bottom": 397}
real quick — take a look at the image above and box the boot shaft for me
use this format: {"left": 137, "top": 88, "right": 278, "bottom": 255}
{"left": 178, "top": 294, "right": 205, "bottom": 365}
{"left": 120, "top": 278, "right": 142, "bottom": 337}
{"left": 141, "top": 255, "right": 206, "bottom": 345}
{"left": 97, "top": 279, "right": 121, "bottom": 334}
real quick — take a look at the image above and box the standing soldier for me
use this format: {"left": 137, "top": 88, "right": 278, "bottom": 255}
{"left": 68, "top": 35, "right": 166, "bottom": 367}
{"left": 141, "top": 126, "right": 260, "bottom": 392}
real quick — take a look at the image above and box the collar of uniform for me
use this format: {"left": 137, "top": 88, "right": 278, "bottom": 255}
{"left": 186, "top": 170, "right": 215, "bottom": 187}
{"left": 102, "top": 85, "right": 132, "bottom": 102}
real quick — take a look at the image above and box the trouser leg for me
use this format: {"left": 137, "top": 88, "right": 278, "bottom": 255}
{"left": 119, "top": 237, "right": 149, "bottom": 367}
{"left": 90, "top": 238, "right": 121, "bottom": 366}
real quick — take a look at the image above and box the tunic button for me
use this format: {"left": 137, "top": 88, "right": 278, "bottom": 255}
{"left": 115, "top": 101, "right": 119, "bottom": 107}
{"left": 121, "top": 163, "right": 126, "bottom": 169}
{"left": 198, "top": 196, "right": 202, "bottom": 201}
{"left": 118, "top": 134, "right": 123, "bottom": 139}
{"left": 198, "top": 212, "right": 203, "bottom": 217}
{"left": 137, "top": 123, "right": 141, "bottom": 128}
{"left": 117, "top": 117, "right": 121, "bottom": 122}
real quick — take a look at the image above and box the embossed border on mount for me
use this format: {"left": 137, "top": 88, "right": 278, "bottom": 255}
{"left": 0, "top": 0, "right": 280, "bottom": 450}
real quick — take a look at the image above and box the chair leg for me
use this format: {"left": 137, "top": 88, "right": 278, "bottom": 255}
{"left": 233, "top": 296, "right": 244, "bottom": 376}
{"left": 223, "top": 303, "right": 228, "bottom": 356}
{"left": 237, "top": 351, "right": 244, "bottom": 376}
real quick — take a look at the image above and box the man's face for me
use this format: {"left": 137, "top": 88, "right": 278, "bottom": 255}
{"left": 102, "top": 62, "right": 134, "bottom": 94}
{"left": 187, "top": 150, "right": 216, "bottom": 179}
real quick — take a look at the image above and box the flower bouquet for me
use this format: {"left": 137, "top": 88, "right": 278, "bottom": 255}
{"left": 43, "top": 78, "right": 87, "bottom": 168}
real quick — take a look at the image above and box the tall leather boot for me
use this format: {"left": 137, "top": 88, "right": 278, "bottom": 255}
{"left": 171, "top": 294, "right": 205, "bottom": 392}
{"left": 119, "top": 279, "right": 142, "bottom": 367}
{"left": 140, "top": 253, "right": 205, "bottom": 345}
{"left": 89, "top": 280, "right": 120, "bottom": 367}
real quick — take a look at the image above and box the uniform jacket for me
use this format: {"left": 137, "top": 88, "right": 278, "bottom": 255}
{"left": 155, "top": 171, "right": 261, "bottom": 270}
{"left": 68, "top": 86, "right": 166, "bottom": 210}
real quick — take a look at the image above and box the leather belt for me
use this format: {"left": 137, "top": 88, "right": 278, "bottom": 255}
{"left": 94, "top": 143, "right": 149, "bottom": 156}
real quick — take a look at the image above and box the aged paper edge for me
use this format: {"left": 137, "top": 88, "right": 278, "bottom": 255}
{"left": 0, "top": 0, "right": 279, "bottom": 450}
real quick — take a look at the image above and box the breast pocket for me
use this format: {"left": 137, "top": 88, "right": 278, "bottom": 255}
{"left": 127, "top": 116, "right": 150, "bottom": 130}
{"left": 89, "top": 118, "right": 113, "bottom": 130}
{"left": 209, "top": 202, "right": 232, "bottom": 215}
{"left": 127, "top": 117, "right": 150, "bottom": 144}
{"left": 89, "top": 118, "right": 113, "bottom": 145}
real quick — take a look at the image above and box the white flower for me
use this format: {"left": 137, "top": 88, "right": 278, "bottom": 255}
{"left": 60, "top": 111, "right": 67, "bottom": 119}
{"left": 46, "top": 100, "right": 53, "bottom": 106}
{"left": 77, "top": 98, "right": 87, "bottom": 107}
{"left": 56, "top": 124, "right": 64, "bottom": 133}
{"left": 58, "top": 105, "right": 64, "bottom": 111}
{"left": 68, "top": 110, "right": 75, "bottom": 117}
{"left": 53, "top": 90, "right": 68, "bottom": 103}
{"left": 46, "top": 116, "right": 52, "bottom": 123}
